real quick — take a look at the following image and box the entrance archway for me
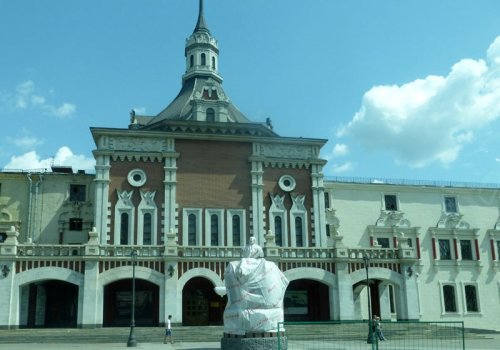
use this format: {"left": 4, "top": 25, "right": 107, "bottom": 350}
{"left": 284, "top": 279, "right": 330, "bottom": 322}
{"left": 182, "top": 277, "right": 225, "bottom": 326}
{"left": 103, "top": 279, "right": 159, "bottom": 327}
{"left": 25, "top": 280, "right": 78, "bottom": 328}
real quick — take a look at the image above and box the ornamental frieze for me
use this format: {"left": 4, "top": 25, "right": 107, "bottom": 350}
{"left": 256, "top": 143, "right": 317, "bottom": 160}
{"left": 107, "top": 137, "right": 169, "bottom": 152}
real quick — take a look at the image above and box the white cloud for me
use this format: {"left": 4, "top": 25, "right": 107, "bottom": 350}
{"left": 332, "top": 143, "right": 348, "bottom": 157}
{"left": 339, "top": 36, "right": 500, "bottom": 168}
{"left": 10, "top": 80, "right": 76, "bottom": 118}
{"left": 3, "top": 146, "right": 95, "bottom": 172}
{"left": 330, "top": 161, "right": 354, "bottom": 174}
{"left": 133, "top": 107, "right": 146, "bottom": 115}
{"left": 9, "top": 136, "right": 44, "bottom": 148}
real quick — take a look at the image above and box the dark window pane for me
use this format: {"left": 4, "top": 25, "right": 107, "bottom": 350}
{"left": 201, "top": 53, "right": 206, "bottom": 66}
{"left": 232, "top": 215, "right": 241, "bottom": 246}
{"left": 275, "top": 216, "right": 282, "bottom": 246}
{"left": 439, "top": 239, "right": 451, "bottom": 260}
{"left": 465, "top": 285, "right": 479, "bottom": 312}
{"left": 496, "top": 241, "right": 500, "bottom": 261}
{"left": 384, "top": 195, "right": 397, "bottom": 211}
{"left": 324, "top": 192, "right": 330, "bottom": 209}
{"left": 443, "top": 285, "right": 457, "bottom": 312}
{"left": 143, "top": 213, "right": 152, "bottom": 245}
{"left": 460, "top": 240, "right": 473, "bottom": 260}
{"left": 188, "top": 214, "right": 197, "bottom": 246}
{"left": 120, "top": 213, "right": 129, "bottom": 245}
{"left": 444, "top": 197, "right": 457, "bottom": 213}
{"left": 295, "top": 217, "right": 303, "bottom": 247}
{"left": 69, "top": 218, "right": 83, "bottom": 231}
{"left": 377, "top": 238, "right": 390, "bottom": 248}
{"left": 389, "top": 285, "right": 395, "bottom": 314}
{"left": 212, "top": 56, "right": 216, "bottom": 69}
{"left": 211, "top": 214, "right": 219, "bottom": 246}
{"left": 206, "top": 108, "right": 215, "bottom": 122}
{"left": 70, "top": 185, "right": 86, "bottom": 202}
{"left": 190, "top": 55, "right": 194, "bottom": 67}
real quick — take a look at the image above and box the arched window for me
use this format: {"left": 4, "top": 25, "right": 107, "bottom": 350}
{"left": 206, "top": 108, "right": 215, "bottom": 122}
{"left": 212, "top": 56, "right": 216, "bottom": 69}
{"left": 143, "top": 213, "right": 152, "bottom": 245}
{"left": 465, "top": 285, "right": 479, "bottom": 312}
{"left": 201, "top": 53, "right": 206, "bottom": 66}
{"left": 120, "top": 213, "right": 129, "bottom": 245}
{"left": 211, "top": 214, "right": 219, "bottom": 245}
{"left": 188, "top": 214, "right": 197, "bottom": 245}
{"left": 275, "top": 216, "right": 283, "bottom": 246}
{"left": 190, "top": 55, "right": 194, "bottom": 68}
{"left": 443, "top": 285, "right": 457, "bottom": 312}
{"left": 232, "top": 215, "right": 241, "bottom": 246}
{"left": 295, "top": 217, "right": 303, "bottom": 247}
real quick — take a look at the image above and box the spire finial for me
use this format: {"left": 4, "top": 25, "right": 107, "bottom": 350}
{"left": 194, "top": 0, "right": 209, "bottom": 33}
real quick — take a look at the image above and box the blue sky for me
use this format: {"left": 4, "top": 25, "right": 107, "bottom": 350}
{"left": 1, "top": 0, "right": 499, "bottom": 184}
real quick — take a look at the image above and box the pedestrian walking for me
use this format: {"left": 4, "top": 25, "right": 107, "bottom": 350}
{"left": 164, "top": 315, "right": 174, "bottom": 344}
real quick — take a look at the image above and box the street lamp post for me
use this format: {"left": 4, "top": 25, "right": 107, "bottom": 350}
{"left": 363, "top": 254, "right": 375, "bottom": 348}
{"left": 127, "top": 249, "right": 138, "bottom": 347}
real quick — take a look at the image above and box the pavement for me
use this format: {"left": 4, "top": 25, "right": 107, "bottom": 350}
{"left": 1, "top": 336, "right": 500, "bottom": 350}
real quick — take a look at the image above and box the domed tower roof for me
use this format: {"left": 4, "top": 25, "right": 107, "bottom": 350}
{"left": 141, "top": 0, "right": 275, "bottom": 135}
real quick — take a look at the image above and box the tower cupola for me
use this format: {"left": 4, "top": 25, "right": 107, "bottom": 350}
{"left": 183, "top": 0, "right": 222, "bottom": 83}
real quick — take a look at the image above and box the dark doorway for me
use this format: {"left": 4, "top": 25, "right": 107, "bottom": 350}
{"left": 284, "top": 279, "right": 330, "bottom": 322}
{"left": 26, "top": 280, "right": 78, "bottom": 328}
{"left": 103, "top": 279, "right": 159, "bottom": 327}
{"left": 182, "top": 277, "right": 225, "bottom": 326}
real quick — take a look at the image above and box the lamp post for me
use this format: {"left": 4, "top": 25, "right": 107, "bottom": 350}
{"left": 127, "top": 249, "right": 138, "bottom": 347}
{"left": 363, "top": 254, "right": 375, "bottom": 348}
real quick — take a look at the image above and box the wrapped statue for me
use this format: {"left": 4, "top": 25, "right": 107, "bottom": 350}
{"left": 219, "top": 237, "right": 289, "bottom": 335}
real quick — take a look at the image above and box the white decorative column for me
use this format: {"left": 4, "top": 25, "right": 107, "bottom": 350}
{"left": 164, "top": 230, "right": 179, "bottom": 325}
{"left": 401, "top": 263, "right": 419, "bottom": 320}
{"left": 250, "top": 156, "right": 265, "bottom": 244}
{"left": 81, "top": 227, "right": 100, "bottom": 327}
{"left": 93, "top": 153, "right": 111, "bottom": 244}
{"left": 335, "top": 261, "right": 355, "bottom": 320}
{"left": 311, "top": 162, "right": 327, "bottom": 247}
{"left": 0, "top": 226, "right": 18, "bottom": 327}
{"left": 163, "top": 138, "right": 178, "bottom": 244}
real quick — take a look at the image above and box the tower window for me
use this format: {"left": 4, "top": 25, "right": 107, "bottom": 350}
{"left": 206, "top": 108, "right": 215, "bottom": 122}
{"left": 212, "top": 56, "right": 216, "bottom": 69}
{"left": 190, "top": 55, "right": 194, "bottom": 68}
{"left": 201, "top": 53, "right": 206, "bottom": 66}
{"left": 324, "top": 192, "right": 330, "bottom": 210}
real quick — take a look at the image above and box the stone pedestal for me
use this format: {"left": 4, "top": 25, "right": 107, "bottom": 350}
{"left": 221, "top": 334, "right": 287, "bottom": 350}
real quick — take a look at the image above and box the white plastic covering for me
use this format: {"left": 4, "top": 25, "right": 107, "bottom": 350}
{"left": 223, "top": 257, "right": 289, "bottom": 335}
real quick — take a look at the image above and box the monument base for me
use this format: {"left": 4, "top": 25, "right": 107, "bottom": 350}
{"left": 221, "top": 333, "right": 287, "bottom": 350}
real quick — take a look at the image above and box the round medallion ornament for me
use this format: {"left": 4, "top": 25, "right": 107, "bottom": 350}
{"left": 278, "top": 175, "right": 296, "bottom": 192}
{"left": 127, "top": 169, "right": 147, "bottom": 187}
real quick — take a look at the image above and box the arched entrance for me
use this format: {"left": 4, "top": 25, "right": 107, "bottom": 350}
{"left": 24, "top": 280, "right": 78, "bottom": 328}
{"left": 353, "top": 279, "right": 398, "bottom": 321}
{"left": 182, "top": 277, "right": 225, "bottom": 326}
{"left": 284, "top": 279, "right": 330, "bottom": 322}
{"left": 103, "top": 279, "right": 159, "bottom": 327}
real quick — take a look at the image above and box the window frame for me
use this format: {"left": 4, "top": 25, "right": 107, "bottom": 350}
{"left": 226, "top": 209, "right": 245, "bottom": 247}
{"left": 183, "top": 208, "right": 203, "bottom": 246}
{"left": 383, "top": 193, "right": 399, "bottom": 211}
{"left": 69, "top": 184, "right": 86, "bottom": 202}
{"left": 440, "top": 282, "right": 458, "bottom": 314}
{"left": 462, "top": 283, "right": 481, "bottom": 314}
{"left": 204, "top": 209, "right": 224, "bottom": 247}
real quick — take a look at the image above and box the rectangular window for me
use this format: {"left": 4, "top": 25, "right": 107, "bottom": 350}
{"left": 444, "top": 196, "right": 457, "bottom": 213}
{"left": 465, "top": 285, "right": 479, "bottom": 312}
{"left": 460, "top": 240, "right": 473, "bottom": 260}
{"left": 69, "top": 218, "right": 83, "bottom": 231}
{"left": 384, "top": 195, "right": 398, "bottom": 211}
{"left": 377, "top": 238, "right": 390, "bottom": 248}
{"left": 497, "top": 241, "right": 500, "bottom": 260}
{"left": 439, "top": 239, "right": 452, "bottom": 260}
{"left": 389, "top": 285, "right": 395, "bottom": 314}
{"left": 0, "top": 232, "right": 6, "bottom": 243}
{"left": 70, "top": 184, "right": 86, "bottom": 202}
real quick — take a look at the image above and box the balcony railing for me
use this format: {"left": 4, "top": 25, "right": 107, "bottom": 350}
{"left": 17, "top": 244, "right": 85, "bottom": 257}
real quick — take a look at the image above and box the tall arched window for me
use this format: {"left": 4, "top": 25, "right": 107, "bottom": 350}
{"left": 211, "top": 214, "right": 219, "bottom": 245}
{"left": 212, "top": 56, "right": 216, "bottom": 69}
{"left": 190, "top": 55, "right": 194, "bottom": 68}
{"left": 295, "top": 217, "right": 303, "bottom": 247}
{"left": 232, "top": 215, "right": 241, "bottom": 246}
{"left": 443, "top": 285, "right": 457, "bottom": 312}
{"left": 143, "top": 213, "right": 152, "bottom": 245}
{"left": 188, "top": 214, "right": 197, "bottom": 245}
{"left": 120, "top": 213, "right": 129, "bottom": 245}
{"left": 201, "top": 53, "right": 206, "bottom": 66}
{"left": 275, "top": 216, "right": 283, "bottom": 246}
{"left": 206, "top": 108, "right": 215, "bottom": 122}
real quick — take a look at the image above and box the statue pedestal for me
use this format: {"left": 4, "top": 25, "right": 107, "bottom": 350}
{"left": 221, "top": 333, "right": 287, "bottom": 350}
